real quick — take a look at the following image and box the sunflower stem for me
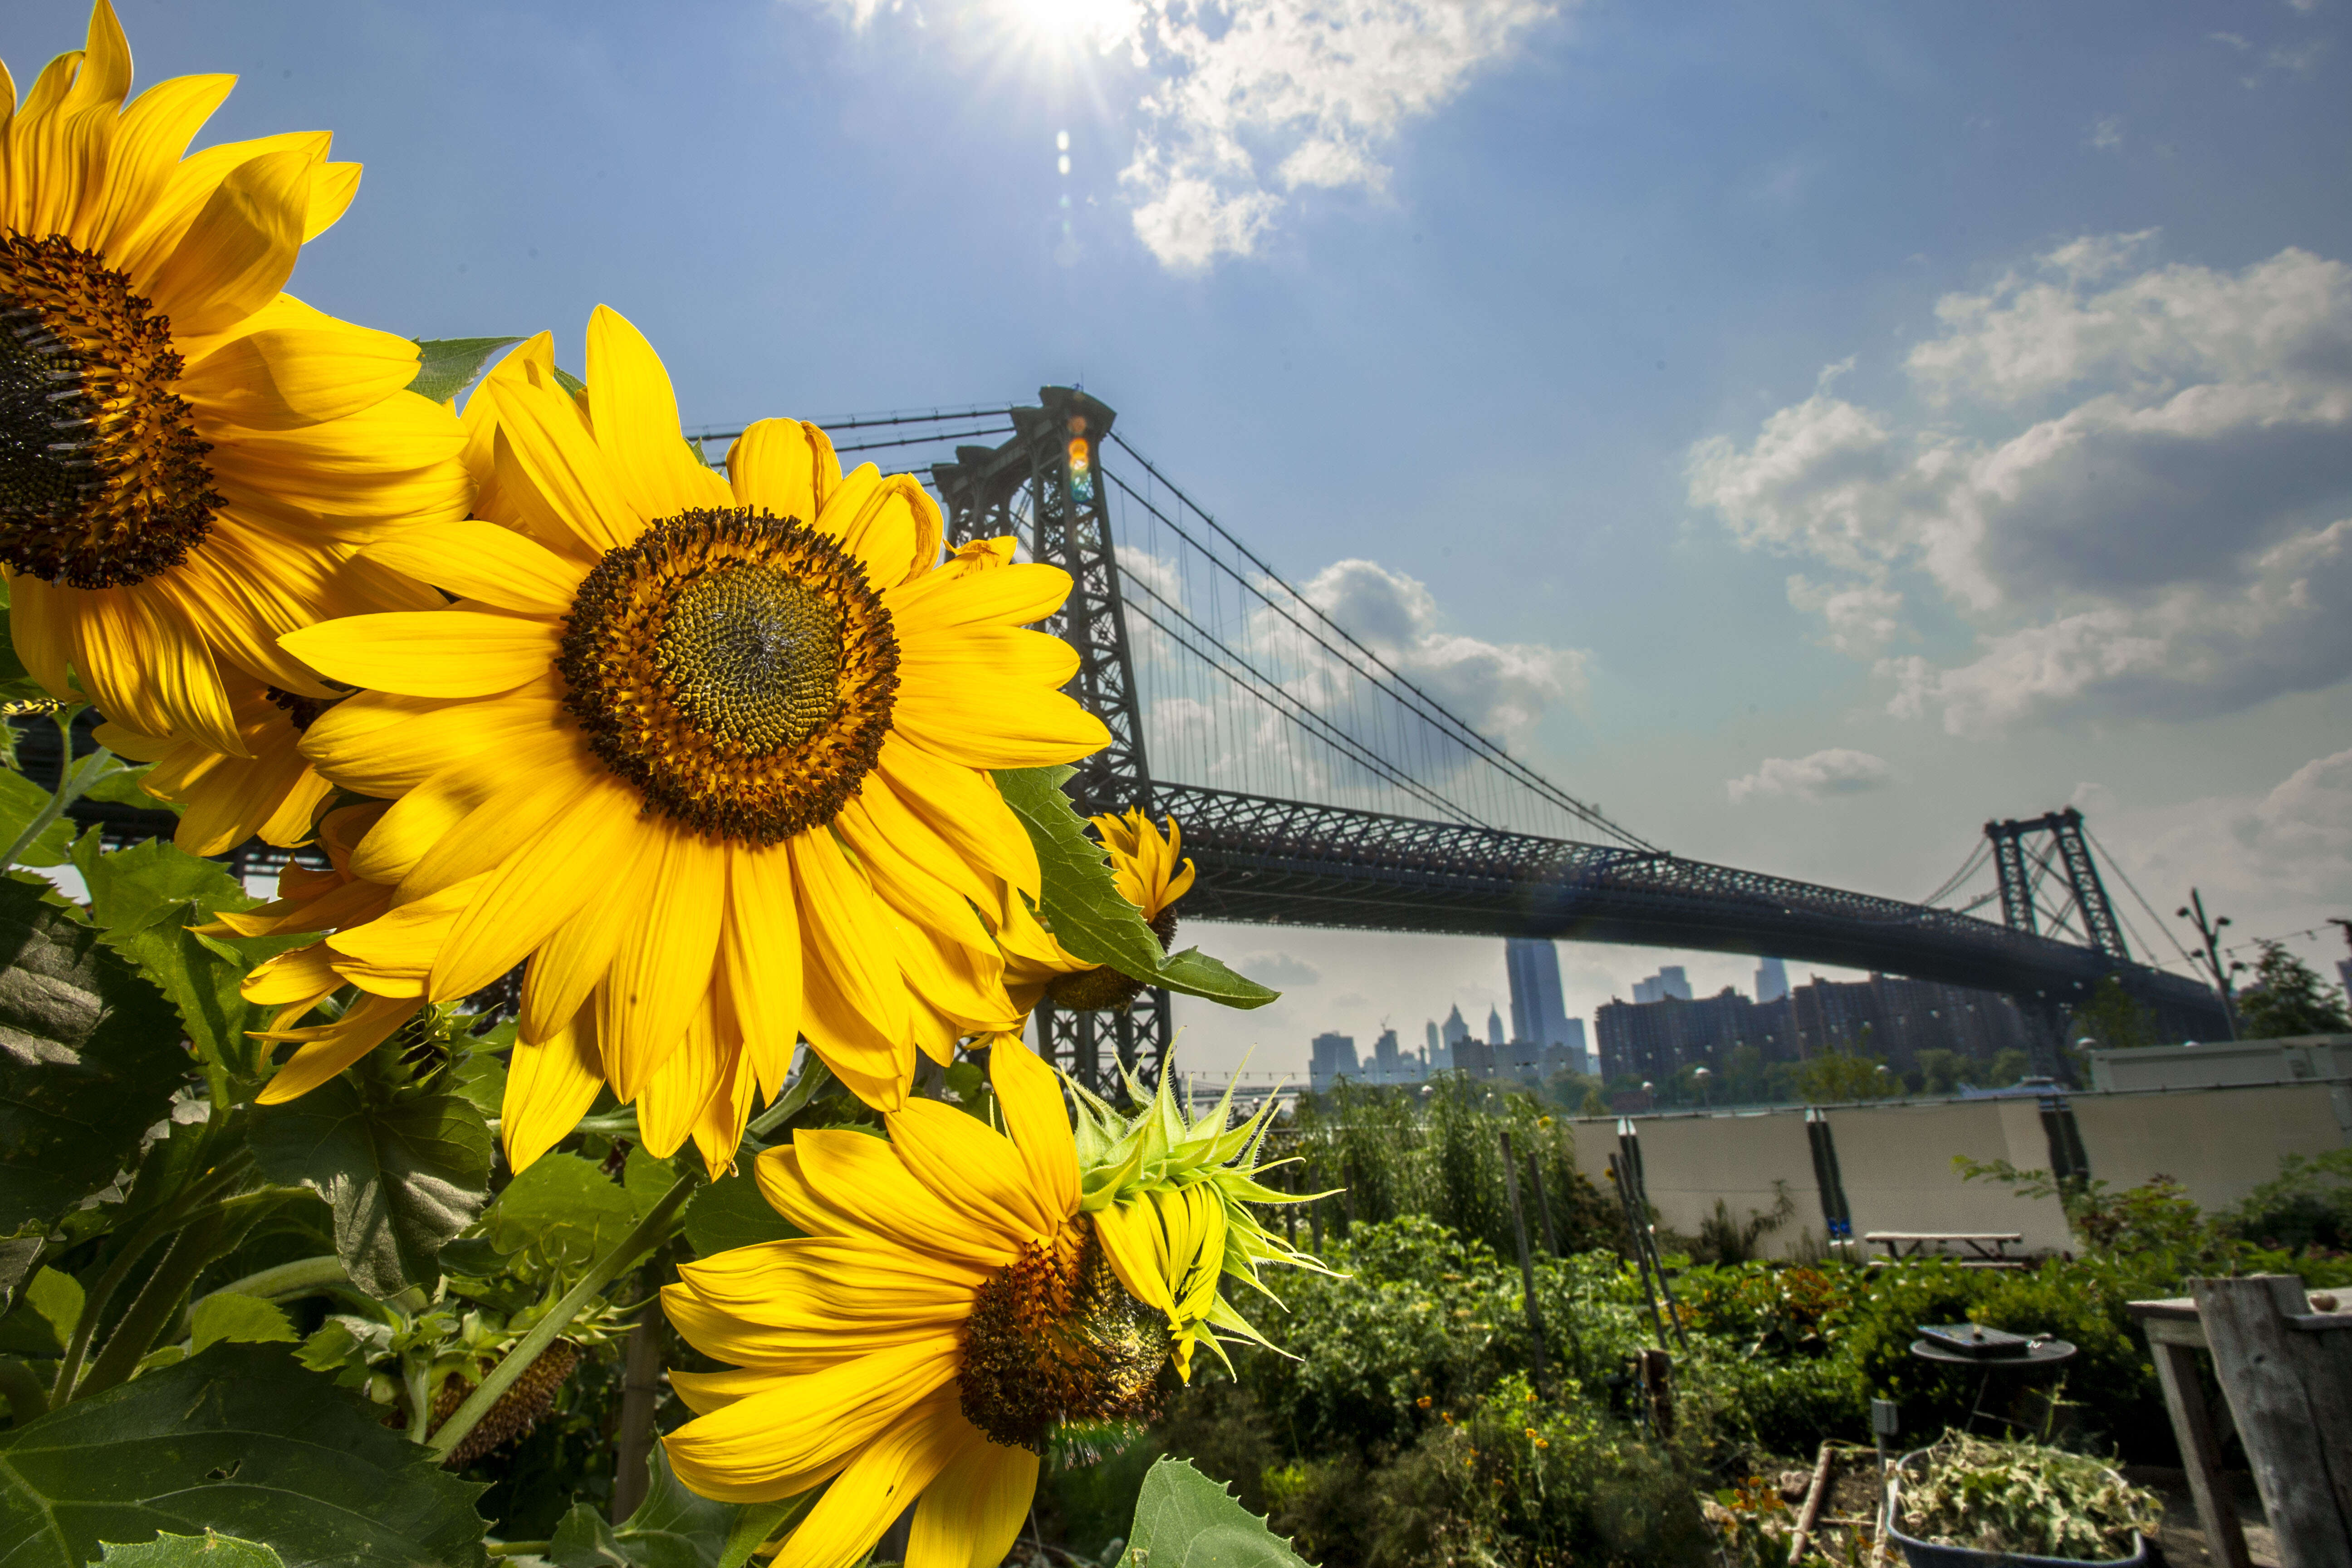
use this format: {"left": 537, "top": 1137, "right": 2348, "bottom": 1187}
{"left": 747, "top": 1056, "right": 832, "bottom": 1138}
{"left": 427, "top": 1170, "right": 698, "bottom": 1462}
{"left": 2, "top": 710, "right": 119, "bottom": 871}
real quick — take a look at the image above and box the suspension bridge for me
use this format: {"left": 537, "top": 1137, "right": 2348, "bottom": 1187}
{"left": 709, "top": 387, "right": 2227, "bottom": 1083}
{"left": 25, "top": 385, "right": 2231, "bottom": 1087}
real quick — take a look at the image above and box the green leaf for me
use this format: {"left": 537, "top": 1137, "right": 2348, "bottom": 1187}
{"left": 96, "top": 1530, "right": 288, "bottom": 1567}
{"left": 449, "top": 1048, "right": 506, "bottom": 1121}
{"left": 0, "top": 876, "right": 187, "bottom": 1233}
{"left": 547, "top": 1442, "right": 806, "bottom": 1568}
{"left": 681, "top": 1171, "right": 799, "bottom": 1259}
{"left": 0, "top": 769, "right": 76, "bottom": 866}
{"left": 992, "top": 768, "right": 1279, "bottom": 1010}
{"left": 1116, "top": 1458, "right": 1313, "bottom": 1568}
{"left": 249, "top": 1076, "right": 493, "bottom": 1299}
{"left": 68, "top": 835, "right": 280, "bottom": 1078}
{"left": 80, "top": 763, "right": 165, "bottom": 811}
{"left": 622, "top": 1147, "right": 677, "bottom": 1216}
{"left": 0, "top": 1342, "right": 488, "bottom": 1568}
{"left": 479, "top": 1152, "right": 639, "bottom": 1270}
{"left": 0, "top": 1265, "right": 82, "bottom": 1357}
{"left": 406, "top": 337, "right": 523, "bottom": 405}
{"left": 187, "top": 1293, "right": 298, "bottom": 1355}
{"left": 551, "top": 366, "right": 588, "bottom": 396}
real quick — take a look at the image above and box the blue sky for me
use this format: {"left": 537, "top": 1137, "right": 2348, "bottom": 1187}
{"left": 11, "top": 0, "right": 2349, "bottom": 1077}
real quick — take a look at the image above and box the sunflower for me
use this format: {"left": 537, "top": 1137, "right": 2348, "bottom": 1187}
{"left": 1004, "top": 809, "right": 1195, "bottom": 1014}
{"left": 94, "top": 676, "right": 342, "bottom": 855}
{"left": 280, "top": 312, "right": 1107, "bottom": 1162}
{"left": 2, "top": 2, "right": 468, "bottom": 758}
{"left": 660, "top": 1041, "right": 1315, "bottom": 1567}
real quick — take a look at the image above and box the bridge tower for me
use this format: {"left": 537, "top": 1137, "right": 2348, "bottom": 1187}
{"left": 1983, "top": 806, "right": 2131, "bottom": 1079}
{"left": 931, "top": 389, "right": 1170, "bottom": 1096}
{"left": 1983, "top": 807, "right": 2129, "bottom": 960}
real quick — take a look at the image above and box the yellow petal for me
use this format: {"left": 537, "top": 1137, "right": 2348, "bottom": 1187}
{"left": 584, "top": 304, "right": 730, "bottom": 519}
{"left": 280, "top": 609, "right": 559, "bottom": 698}
{"left": 872, "top": 739, "right": 1039, "bottom": 903}
{"left": 519, "top": 826, "right": 653, "bottom": 1048}
{"left": 504, "top": 1008, "right": 606, "bottom": 1174}
{"left": 360, "top": 520, "right": 588, "bottom": 614}
{"left": 254, "top": 995, "right": 421, "bottom": 1104}
{"left": 321, "top": 873, "right": 486, "bottom": 981}
{"left": 892, "top": 680, "right": 1111, "bottom": 771}
{"left": 428, "top": 779, "right": 645, "bottom": 1000}
{"left": 820, "top": 470, "right": 944, "bottom": 591}
{"left": 143, "top": 146, "right": 312, "bottom": 338}
{"left": 299, "top": 683, "right": 564, "bottom": 801}
{"left": 304, "top": 160, "right": 359, "bottom": 240}
{"left": 240, "top": 941, "right": 342, "bottom": 1006}
{"left": 727, "top": 417, "right": 841, "bottom": 526}
{"left": 985, "top": 1039, "right": 1079, "bottom": 1224}
{"left": 720, "top": 843, "right": 802, "bottom": 1102}
{"left": 661, "top": 1341, "right": 960, "bottom": 1504}
{"left": 483, "top": 374, "right": 643, "bottom": 554}
{"left": 886, "top": 1101, "right": 1062, "bottom": 1247}
{"left": 758, "top": 1134, "right": 1019, "bottom": 1269}
{"left": 633, "top": 984, "right": 725, "bottom": 1160}
{"left": 178, "top": 325, "right": 418, "bottom": 431}
{"left": 601, "top": 826, "right": 727, "bottom": 1101}
{"left": 885, "top": 560, "right": 1072, "bottom": 639}
{"left": 790, "top": 832, "right": 912, "bottom": 1111}
{"left": 907, "top": 1427, "right": 1039, "bottom": 1568}
{"left": 79, "top": 71, "right": 234, "bottom": 258}
{"left": 5, "top": 573, "right": 74, "bottom": 701}
{"left": 769, "top": 1393, "right": 971, "bottom": 1568}
{"left": 73, "top": 585, "right": 244, "bottom": 757}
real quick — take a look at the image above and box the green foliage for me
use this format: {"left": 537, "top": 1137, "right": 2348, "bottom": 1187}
{"left": 0, "top": 1268, "right": 83, "bottom": 1357}
{"left": 185, "top": 1294, "right": 298, "bottom": 1355}
{"left": 249, "top": 1064, "right": 494, "bottom": 1299}
{"left": 0, "top": 875, "right": 187, "bottom": 1233}
{"left": 2066, "top": 975, "right": 2157, "bottom": 1052}
{"left": 1795, "top": 1045, "right": 1899, "bottom": 1103}
{"left": 2237, "top": 939, "right": 2352, "bottom": 1039}
{"left": 407, "top": 337, "right": 525, "bottom": 404}
{"left": 0, "top": 1343, "right": 490, "bottom": 1568}
{"left": 2229, "top": 1147, "right": 2352, "bottom": 1254}
{"left": 480, "top": 1152, "right": 647, "bottom": 1271}
{"left": 95, "top": 1532, "right": 288, "bottom": 1567}
{"left": 1117, "top": 1457, "right": 1312, "bottom": 1568}
{"left": 546, "top": 1441, "right": 805, "bottom": 1568}
{"left": 0, "top": 768, "right": 78, "bottom": 866}
{"left": 681, "top": 1171, "right": 799, "bottom": 1259}
{"left": 992, "top": 765, "right": 1277, "bottom": 1008}
{"left": 1894, "top": 1433, "right": 2163, "bottom": 1560}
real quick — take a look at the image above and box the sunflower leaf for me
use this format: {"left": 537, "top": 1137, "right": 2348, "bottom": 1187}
{"left": 407, "top": 337, "right": 524, "bottom": 405}
{"left": 95, "top": 1531, "right": 289, "bottom": 1567}
{"left": 546, "top": 1442, "right": 807, "bottom": 1568}
{"left": 0, "top": 1343, "right": 490, "bottom": 1568}
{"left": 993, "top": 768, "right": 1278, "bottom": 1010}
{"left": 479, "top": 1152, "right": 641, "bottom": 1271}
{"left": 1116, "top": 1457, "right": 1313, "bottom": 1568}
{"left": 249, "top": 1075, "right": 493, "bottom": 1299}
{"left": 0, "top": 875, "right": 187, "bottom": 1235}
{"left": 682, "top": 1171, "right": 800, "bottom": 1259}
{"left": 0, "top": 769, "right": 77, "bottom": 865}
{"left": 187, "top": 1293, "right": 299, "bottom": 1355}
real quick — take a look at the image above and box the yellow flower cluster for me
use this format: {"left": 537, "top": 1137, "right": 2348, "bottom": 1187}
{"left": 3, "top": 7, "right": 1288, "bottom": 1564}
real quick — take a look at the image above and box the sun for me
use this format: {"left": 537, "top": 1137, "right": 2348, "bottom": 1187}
{"left": 991, "top": 0, "right": 1137, "bottom": 60}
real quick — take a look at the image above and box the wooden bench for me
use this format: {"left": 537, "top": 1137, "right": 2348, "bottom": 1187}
{"left": 1863, "top": 1230, "right": 2025, "bottom": 1267}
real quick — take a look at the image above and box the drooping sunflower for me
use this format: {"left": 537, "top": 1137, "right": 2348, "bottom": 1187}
{"left": 1, "top": 2, "right": 468, "bottom": 757}
{"left": 280, "top": 312, "right": 1107, "bottom": 1161}
{"left": 660, "top": 1041, "right": 1316, "bottom": 1567}
{"left": 94, "top": 677, "right": 342, "bottom": 855}
{"left": 1003, "top": 808, "right": 1195, "bottom": 1014}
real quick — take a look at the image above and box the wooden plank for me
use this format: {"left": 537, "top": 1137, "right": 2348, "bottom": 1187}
{"left": 2141, "top": 1317, "right": 2209, "bottom": 1350}
{"left": 1786, "top": 1441, "right": 1833, "bottom": 1568}
{"left": 2127, "top": 1296, "right": 2200, "bottom": 1321}
{"left": 2192, "top": 1274, "right": 2352, "bottom": 1568}
{"left": 2145, "top": 1336, "right": 2250, "bottom": 1568}
{"left": 1862, "top": 1232, "right": 2024, "bottom": 1242}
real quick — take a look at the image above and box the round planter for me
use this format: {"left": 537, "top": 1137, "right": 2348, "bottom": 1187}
{"left": 1883, "top": 1451, "right": 2148, "bottom": 1568}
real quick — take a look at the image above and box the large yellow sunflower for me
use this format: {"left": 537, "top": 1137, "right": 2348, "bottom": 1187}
{"left": 94, "top": 676, "right": 341, "bottom": 855}
{"left": 1, "top": 2, "right": 467, "bottom": 758}
{"left": 1003, "top": 808, "right": 1195, "bottom": 1013}
{"left": 279, "top": 311, "right": 1107, "bottom": 1161}
{"left": 660, "top": 1041, "right": 1314, "bottom": 1568}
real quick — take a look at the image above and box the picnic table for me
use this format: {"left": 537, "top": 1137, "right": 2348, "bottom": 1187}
{"left": 1862, "top": 1230, "right": 2024, "bottom": 1266}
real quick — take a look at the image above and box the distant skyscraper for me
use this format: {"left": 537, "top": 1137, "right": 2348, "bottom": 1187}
{"left": 1756, "top": 957, "right": 1790, "bottom": 1004}
{"left": 1443, "top": 1005, "right": 1471, "bottom": 1047}
{"left": 1486, "top": 1006, "right": 1505, "bottom": 1046}
{"left": 1426, "top": 1019, "right": 1442, "bottom": 1056}
{"left": 1506, "top": 937, "right": 1573, "bottom": 1046}
{"left": 1308, "top": 1031, "right": 1359, "bottom": 1093}
{"left": 1438, "top": 1005, "right": 1469, "bottom": 1071}
{"left": 1369, "top": 1027, "right": 1416, "bottom": 1083}
{"left": 1632, "top": 965, "right": 1693, "bottom": 1004}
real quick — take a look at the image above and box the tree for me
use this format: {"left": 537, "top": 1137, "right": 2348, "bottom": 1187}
{"left": 2068, "top": 974, "right": 2158, "bottom": 1050}
{"left": 2237, "top": 940, "right": 2352, "bottom": 1039}
{"left": 1796, "top": 1045, "right": 1901, "bottom": 1102}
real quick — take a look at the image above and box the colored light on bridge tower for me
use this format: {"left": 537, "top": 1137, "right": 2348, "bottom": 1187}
{"left": 1066, "top": 414, "right": 1095, "bottom": 504}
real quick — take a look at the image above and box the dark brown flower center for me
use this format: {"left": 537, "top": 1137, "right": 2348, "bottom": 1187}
{"left": 0, "top": 234, "right": 217, "bottom": 588}
{"left": 557, "top": 508, "right": 898, "bottom": 845}
{"left": 958, "top": 1219, "right": 1173, "bottom": 1454}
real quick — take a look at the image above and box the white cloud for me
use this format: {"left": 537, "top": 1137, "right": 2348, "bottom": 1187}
{"left": 1689, "top": 235, "right": 2352, "bottom": 734}
{"left": 1725, "top": 748, "right": 1894, "bottom": 804}
{"left": 1234, "top": 950, "right": 1322, "bottom": 987}
{"left": 1298, "top": 557, "right": 1587, "bottom": 743}
{"left": 2089, "top": 116, "right": 2124, "bottom": 152}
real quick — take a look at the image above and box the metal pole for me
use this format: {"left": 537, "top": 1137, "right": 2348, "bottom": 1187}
{"left": 2177, "top": 888, "right": 2242, "bottom": 1041}
{"left": 1525, "top": 1147, "right": 1561, "bottom": 1257}
{"left": 1498, "top": 1130, "right": 1550, "bottom": 1391}
{"left": 1608, "top": 1153, "right": 1670, "bottom": 1349}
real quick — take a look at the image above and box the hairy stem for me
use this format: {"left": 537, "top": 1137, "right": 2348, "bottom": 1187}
{"left": 427, "top": 1171, "right": 697, "bottom": 1461}
{"left": 747, "top": 1057, "right": 832, "bottom": 1138}
{"left": 177, "top": 1253, "right": 348, "bottom": 1339}
{"left": 2, "top": 708, "right": 113, "bottom": 871}
{"left": 76, "top": 1209, "right": 229, "bottom": 1399}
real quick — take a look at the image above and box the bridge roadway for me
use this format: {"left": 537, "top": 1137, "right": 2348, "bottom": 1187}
{"left": 1152, "top": 783, "right": 2228, "bottom": 1033}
